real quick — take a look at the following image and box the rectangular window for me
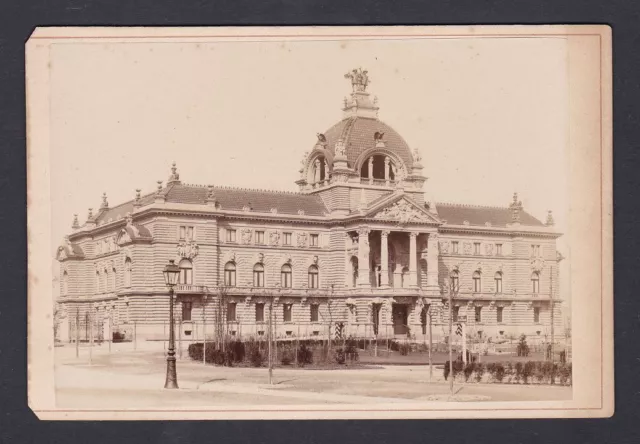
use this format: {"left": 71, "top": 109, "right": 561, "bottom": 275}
{"left": 255, "top": 231, "right": 265, "bottom": 244}
{"left": 226, "top": 229, "right": 236, "bottom": 243}
{"left": 227, "top": 302, "right": 237, "bottom": 322}
{"left": 310, "top": 233, "right": 319, "bottom": 247}
{"left": 452, "top": 241, "right": 459, "bottom": 254}
{"left": 534, "top": 307, "right": 540, "bottom": 323}
{"left": 182, "top": 301, "right": 192, "bottom": 321}
{"left": 453, "top": 306, "right": 459, "bottom": 322}
{"left": 474, "top": 242, "right": 481, "bottom": 255}
{"left": 496, "top": 244, "right": 503, "bottom": 256}
{"left": 475, "top": 306, "right": 482, "bottom": 323}
{"left": 531, "top": 244, "right": 541, "bottom": 257}
{"left": 310, "top": 304, "right": 319, "bottom": 322}
{"left": 179, "top": 225, "right": 195, "bottom": 241}
{"left": 283, "top": 232, "right": 292, "bottom": 246}
{"left": 497, "top": 306, "right": 504, "bottom": 323}
{"left": 255, "top": 303, "right": 264, "bottom": 322}
{"left": 283, "top": 304, "right": 292, "bottom": 322}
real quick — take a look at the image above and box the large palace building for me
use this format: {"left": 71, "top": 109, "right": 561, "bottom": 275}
{"left": 55, "top": 69, "right": 563, "bottom": 345}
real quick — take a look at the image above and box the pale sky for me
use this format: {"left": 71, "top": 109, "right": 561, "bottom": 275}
{"left": 48, "top": 36, "right": 570, "bottom": 310}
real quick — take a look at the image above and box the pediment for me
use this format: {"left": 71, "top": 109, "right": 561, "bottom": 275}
{"left": 369, "top": 198, "right": 439, "bottom": 224}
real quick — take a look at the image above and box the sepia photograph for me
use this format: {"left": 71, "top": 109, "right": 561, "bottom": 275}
{"left": 26, "top": 26, "right": 612, "bottom": 420}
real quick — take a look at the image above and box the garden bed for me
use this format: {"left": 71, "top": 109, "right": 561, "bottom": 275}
{"left": 442, "top": 360, "right": 572, "bottom": 386}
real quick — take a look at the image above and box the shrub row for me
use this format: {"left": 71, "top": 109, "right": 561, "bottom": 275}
{"left": 443, "top": 360, "right": 572, "bottom": 386}
{"left": 187, "top": 338, "right": 360, "bottom": 367}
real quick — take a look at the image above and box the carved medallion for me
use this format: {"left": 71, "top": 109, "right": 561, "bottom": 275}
{"left": 463, "top": 242, "right": 472, "bottom": 255}
{"left": 485, "top": 243, "right": 494, "bottom": 256}
{"left": 297, "top": 232, "right": 308, "bottom": 247}
{"left": 177, "top": 241, "right": 199, "bottom": 259}
{"left": 241, "top": 228, "right": 253, "bottom": 245}
{"left": 439, "top": 240, "right": 449, "bottom": 253}
{"left": 531, "top": 257, "right": 545, "bottom": 272}
{"left": 269, "top": 231, "right": 280, "bottom": 246}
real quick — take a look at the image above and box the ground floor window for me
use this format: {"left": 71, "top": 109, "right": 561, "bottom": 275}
{"left": 534, "top": 307, "right": 540, "bottom": 323}
{"left": 497, "top": 306, "right": 504, "bottom": 323}
{"left": 181, "top": 301, "right": 192, "bottom": 321}
{"left": 372, "top": 303, "right": 381, "bottom": 335}
{"left": 283, "top": 304, "right": 292, "bottom": 322}
{"left": 227, "top": 302, "right": 237, "bottom": 322}
{"left": 475, "top": 306, "right": 482, "bottom": 323}
{"left": 452, "top": 306, "right": 459, "bottom": 322}
{"left": 255, "top": 303, "right": 264, "bottom": 322}
{"left": 310, "top": 304, "right": 319, "bottom": 322}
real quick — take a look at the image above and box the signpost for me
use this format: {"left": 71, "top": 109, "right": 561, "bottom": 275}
{"left": 456, "top": 316, "right": 467, "bottom": 364}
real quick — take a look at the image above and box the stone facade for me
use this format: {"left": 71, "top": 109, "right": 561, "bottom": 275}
{"left": 55, "top": 69, "right": 563, "bottom": 344}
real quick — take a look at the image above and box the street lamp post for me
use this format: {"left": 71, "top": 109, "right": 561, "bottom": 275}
{"left": 163, "top": 259, "right": 181, "bottom": 389}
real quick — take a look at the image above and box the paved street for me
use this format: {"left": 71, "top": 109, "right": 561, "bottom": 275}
{"left": 54, "top": 343, "right": 572, "bottom": 408}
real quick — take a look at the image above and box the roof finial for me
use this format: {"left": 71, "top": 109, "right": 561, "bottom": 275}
{"left": 156, "top": 180, "right": 163, "bottom": 193}
{"left": 545, "top": 210, "right": 555, "bottom": 226}
{"left": 72, "top": 214, "right": 80, "bottom": 229}
{"left": 125, "top": 212, "right": 133, "bottom": 225}
{"left": 344, "top": 68, "right": 370, "bottom": 93}
{"left": 206, "top": 185, "right": 218, "bottom": 207}
{"left": 133, "top": 188, "right": 142, "bottom": 208}
{"left": 167, "top": 161, "right": 181, "bottom": 185}
{"left": 100, "top": 192, "right": 109, "bottom": 209}
{"left": 509, "top": 192, "right": 523, "bottom": 223}
{"left": 87, "top": 208, "right": 94, "bottom": 220}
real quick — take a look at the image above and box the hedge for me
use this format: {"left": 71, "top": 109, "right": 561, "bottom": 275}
{"left": 443, "top": 360, "right": 572, "bottom": 386}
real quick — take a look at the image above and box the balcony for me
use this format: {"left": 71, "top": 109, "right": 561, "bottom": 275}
{"left": 360, "top": 178, "right": 396, "bottom": 187}
{"left": 175, "top": 284, "right": 208, "bottom": 294}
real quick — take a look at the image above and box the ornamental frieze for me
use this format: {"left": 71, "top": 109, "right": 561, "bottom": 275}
{"left": 269, "top": 231, "right": 280, "bottom": 246}
{"left": 241, "top": 228, "right": 253, "bottom": 245}
{"left": 439, "top": 241, "right": 450, "bottom": 253}
{"left": 297, "top": 232, "right": 308, "bottom": 247}
{"left": 463, "top": 242, "right": 472, "bottom": 255}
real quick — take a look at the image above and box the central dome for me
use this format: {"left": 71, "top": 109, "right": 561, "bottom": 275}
{"left": 318, "top": 116, "right": 414, "bottom": 171}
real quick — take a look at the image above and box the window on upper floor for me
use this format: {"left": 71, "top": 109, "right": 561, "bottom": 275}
{"left": 310, "top": 233, "right": 319, "bottom": 247}
{"left": 531, "top": 244, "right": 541, "bottom": 257}
{"left": 494, "top": 272, "right": 503, "bottom": 294}
{"left": 62, "top": 271, "right": 68, "bottom": 295}
{"left": 473, "top": 271, "right": 482, "bottom": 293}
{"left": 496, "top": 243, "right": 503, "bottom": 256}
{"left": 497, "top": 306, "right": 504, "bottom": 323}
{"left": 308, "top": 265, "right": 319, "bottom": 289}
{"left": 253, "top": 263, "right": 265, "bottom": 287}
{"left": 281, "top": 264, "right": 292, "bottom": 288}
{"left": 180, "top": 225, "right": 194, "bottom": 241}
{"left": 283, "top": 232, "right": 292, "bottom": 246}
{"left": 360, "top": 154, "right": 397, "bottom": 183}
{"left": 531, "top": 272, "right": 540, "bottom": 294}
{"left": 474, "top": 242, "right": 481, "bottom": 255}
{"left": 255, "top": 231, "right": 265, "bottom": 245}
{"left": 179, "top": 259, "right": 193, "bottom": 285}
{"left": 124, "top": 257, "right": 132, "bottom": 287}
{"left": 226, "top": 229, "right": 236, "bottom": 243}
{"left": 224, "top": 262, "right": 236, "bottom": 287}
{"left": 452, "top": 241, "right": 459, "bottom": 254}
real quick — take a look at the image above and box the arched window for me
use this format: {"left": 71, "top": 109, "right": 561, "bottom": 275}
{"left": 449, "top": 270, "right": 459, "bottom": 292}
{"left": 62, "top": 271, "right": 68, "bottom": 295}
{"left": 473, "top": 271, "right": 482, "bottom": 293}
{"left": 308, "top": 265, "right": 319, "bottom": 289}
{"left": 494, "top": 272, "right": 503, "bottom": 294}
{"left": 360, "top": 155, "right": 396, "bottom": 182}
{"left": 350, "top": 256, "right": 358, "bottom": 288}
{"left": 179, "top": 259, "right": 193, "bottom": 285}
{"left": 281, "top": 264, "right": 292, "bottom": 288}
{"left": 124, "top": 257, "right": 132, "bottom": 288}
{"left": 253, "top": 263, "right": 264, "bottom": 287}
{"left": 531, "top": 272, "right": 540, "bottom": 294}
{"left": 310, "top": 156, "right": 328, "bottom": 184}
{"left": 224, "top": 262, "right": 236, "bottom": 287}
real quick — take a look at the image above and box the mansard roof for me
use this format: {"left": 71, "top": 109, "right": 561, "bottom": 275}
{"left": 95, "top": 184, "right": 329, "bottom": 222}
{"left": 436, "top": 202, "right": 544, "bottom": 228}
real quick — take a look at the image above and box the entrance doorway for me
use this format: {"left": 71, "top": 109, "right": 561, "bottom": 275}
{"left": 392, "top": 304, "right": 409, "bottom": 336}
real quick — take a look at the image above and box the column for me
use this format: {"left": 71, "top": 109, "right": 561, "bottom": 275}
{"left": 409, "top": 232, "right": 418, "bottom": 287}
{"left": 380, "top": 230, "right": 390, "bottom": 288}
{"left": 384, "top": 157, "right": 390, "bottom": 186}
{"left": 426, "top": 233, "right": 440, "bottom": 295}
{"left": 314, "top": 159, "right": 320, "bottom": 184}
{"left": 357, "top": 228, "right": 371, "bottom": 287}
{"left": 324, "top": 160, "right": 330, "bottom": 185}
{"left": 368, "top": 157, "right": 374, "bottom": 184}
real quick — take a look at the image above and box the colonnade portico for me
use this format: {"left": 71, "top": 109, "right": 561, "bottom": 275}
{"left": 347, "top": 227, "right": 439, "bottom": 293}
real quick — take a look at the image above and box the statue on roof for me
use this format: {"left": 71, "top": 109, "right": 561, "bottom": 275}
{"left": 374, "top": 131, "right": 385, "bottom": 141}
{"left": 344, "top": 68, "right": 370, "bottom": 93}
{"left": 316, "top": 133, "right": 326, "bottom": 144}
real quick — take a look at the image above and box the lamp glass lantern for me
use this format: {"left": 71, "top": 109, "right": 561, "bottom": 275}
{"left": 163, "top": 259, "right": 181, "bottom": 287}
